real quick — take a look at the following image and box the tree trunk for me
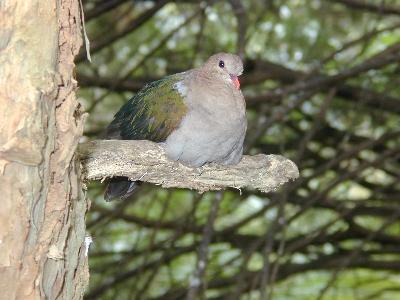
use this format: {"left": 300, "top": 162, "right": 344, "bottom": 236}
{"left": 0, "top": 1, "right": 88, "bottom": 299}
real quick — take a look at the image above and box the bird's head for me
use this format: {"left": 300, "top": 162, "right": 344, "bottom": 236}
{"left": 203, "top": 53, "right": 243, "bottom": 90}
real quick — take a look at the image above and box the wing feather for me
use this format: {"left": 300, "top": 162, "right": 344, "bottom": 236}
{"left": 105, "top": 73, "right": 188, "bottom": 142}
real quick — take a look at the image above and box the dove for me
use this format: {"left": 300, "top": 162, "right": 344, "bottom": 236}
{"left": 104, "top": 53, "right": 246, "bottom": 200}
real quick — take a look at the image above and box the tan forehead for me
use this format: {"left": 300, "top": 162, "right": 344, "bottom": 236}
{"left": 208, "top": 53, "right": 242, "bottom": 65}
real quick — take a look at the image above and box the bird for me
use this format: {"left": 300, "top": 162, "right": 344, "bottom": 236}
{"left": 104, "top": 53, "right": 247, "bottom": 201}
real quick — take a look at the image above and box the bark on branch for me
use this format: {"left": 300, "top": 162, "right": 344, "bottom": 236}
{"left": 79, "top": 140, "right": 299, "bottom": 193}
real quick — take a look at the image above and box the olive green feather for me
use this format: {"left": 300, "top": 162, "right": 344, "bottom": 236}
{"left": 106, "top": 73, "right": 187, "bottom": 142}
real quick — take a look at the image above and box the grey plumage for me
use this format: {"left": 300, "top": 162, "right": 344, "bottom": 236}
{"left": 164, "top": 54, "right": 246, "bottom": 167}
{"left": 104, "top": 52, "right": 247, "bottom": 200}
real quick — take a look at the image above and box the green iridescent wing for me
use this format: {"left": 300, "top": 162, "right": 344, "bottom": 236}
{"left": 106, "top": 73, "right": 188, "bottom": 142}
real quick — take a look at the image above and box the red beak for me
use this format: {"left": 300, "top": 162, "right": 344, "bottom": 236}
{"left": 230, "top": 74, "right": 240, "bottom": 89}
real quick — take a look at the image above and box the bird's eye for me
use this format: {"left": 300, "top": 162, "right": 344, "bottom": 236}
{"left": 219, "top": 60, "right": 225, "bottom": 68}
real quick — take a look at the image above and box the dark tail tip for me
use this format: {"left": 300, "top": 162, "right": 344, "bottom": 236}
{"left": 104, "top": 177, "right": 138, "bottom": 201}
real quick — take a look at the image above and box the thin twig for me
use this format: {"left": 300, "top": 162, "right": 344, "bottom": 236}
{"left": 186, "top": 192, "right": 222, "bottom": 300}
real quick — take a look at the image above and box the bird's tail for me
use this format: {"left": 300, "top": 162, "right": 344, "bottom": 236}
{"left": 104, "top": 177, "right": 138, "bottom": 201}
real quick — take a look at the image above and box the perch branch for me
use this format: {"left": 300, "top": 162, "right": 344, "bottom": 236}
{"left": 78, "top": 140, "right": 299, "bottom": 193}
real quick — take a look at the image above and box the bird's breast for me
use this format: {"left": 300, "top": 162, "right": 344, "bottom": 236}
{"left": 163, "top": 76, "right": 247, "bottom": 167}
{"left": 189, "top": 83, "right": 246, "bottom": 122}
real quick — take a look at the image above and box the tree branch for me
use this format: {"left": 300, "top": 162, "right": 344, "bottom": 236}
{"left": 328, "top": 0, "right": 400, "bottom": 16}
{"left": 84, "top": 0, "right": 131, "bottom": 21}
{"left": 78, "top": 140, "right": 299, "bottom": 193}
{"left": 76, "top": 0, "right": 170, "bottom": 62}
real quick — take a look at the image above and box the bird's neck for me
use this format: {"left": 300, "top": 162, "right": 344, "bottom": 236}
{"left": 188, "top": 69, "right": 245, "bottom": 117}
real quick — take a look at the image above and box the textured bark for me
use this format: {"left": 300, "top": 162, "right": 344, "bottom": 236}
{"left": 79, "top": 140, "right": 299, "bottom": 193}
{"left": 0, "top": 1, "right": 88, "bottom": 299}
